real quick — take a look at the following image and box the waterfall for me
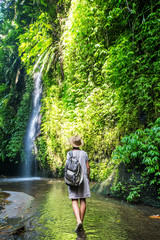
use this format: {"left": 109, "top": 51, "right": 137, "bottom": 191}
{"left": 23, "top": 70, "right": 42, "bottom": 177}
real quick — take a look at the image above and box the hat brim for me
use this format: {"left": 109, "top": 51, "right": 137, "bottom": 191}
{"left": 69, "top": 137, "right": 84, "bottom": 147}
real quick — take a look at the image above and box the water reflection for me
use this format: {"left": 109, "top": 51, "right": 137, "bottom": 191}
{"left": 0, "top": 179, "right": 160, "bottom": 240}
{"left": 76, "top": 230, "right": 86, "bottom": 240}
{"left": 24, "top": 181, "right": 160, "bottom": 240}
{"left": 27, "top": 182, "right": 77, "bottom": 239}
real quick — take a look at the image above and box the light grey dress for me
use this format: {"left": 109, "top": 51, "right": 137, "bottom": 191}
{"left": 67, "top": 150, "right": 91, "bottom": 199}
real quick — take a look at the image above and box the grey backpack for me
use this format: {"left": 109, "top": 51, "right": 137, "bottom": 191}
{"left": 64, "top": 151, "right": 83, "bottom": 187}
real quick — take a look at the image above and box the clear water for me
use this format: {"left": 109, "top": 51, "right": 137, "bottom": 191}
{"left": 0, "top": 179, "right": 160, "bottom": 240}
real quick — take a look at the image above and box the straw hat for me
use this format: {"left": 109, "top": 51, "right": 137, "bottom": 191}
{"left": 69, "top": 135, "right": 84, "bottom": 147}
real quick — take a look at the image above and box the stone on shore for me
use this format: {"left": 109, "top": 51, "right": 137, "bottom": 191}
{"left": 0, "top": 191, "right": 34, "bottom": 220}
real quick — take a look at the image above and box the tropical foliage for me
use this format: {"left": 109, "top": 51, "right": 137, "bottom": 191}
{"left": 0, "top": 0, "right": 160, "bottom": 201}
{"left": 0, "top": 0, "right": 47, "bottom": 164}
{"left": 112, "top": 118, "right": 160, "bottom": 202}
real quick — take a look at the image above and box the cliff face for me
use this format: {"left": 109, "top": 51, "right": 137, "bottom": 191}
{"left": 1, "top": 0, "right": 160, "bottom": 203}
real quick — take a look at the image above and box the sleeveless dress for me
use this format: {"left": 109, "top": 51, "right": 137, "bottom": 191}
{"left": 66, "top": 150, "right": 91, "bottom": 199}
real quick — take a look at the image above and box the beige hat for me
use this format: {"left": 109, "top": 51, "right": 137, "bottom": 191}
{"left": 69, "top": 135, "right": 84, "bottom": 147}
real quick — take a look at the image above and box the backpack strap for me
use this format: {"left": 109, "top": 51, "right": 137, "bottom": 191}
{"left": 69, "top": 150, "right": 82, "bottom": 160}
{"left": 69, "top": 151, "right": 73, "bottom": 157}
{"left": 79, "top": 150, "right": 82, "bottom": 164}
{"left": 68, "top": 150, "right": 82, "bottom": 162}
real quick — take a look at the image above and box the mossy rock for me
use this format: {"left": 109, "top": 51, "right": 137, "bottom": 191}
{"left": 91, "top": 162, "right": 160, "bottom": 207}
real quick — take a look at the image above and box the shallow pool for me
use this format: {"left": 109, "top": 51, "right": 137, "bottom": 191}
{"left": 0, "top": 178, "right": 160, "bottom": 240}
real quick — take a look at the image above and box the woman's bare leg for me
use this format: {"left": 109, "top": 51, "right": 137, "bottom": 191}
{"left": 72, "top": 199, "right": 82, "bottom": 224}
{"left": 80, "top": 198, "right": 86, "bottom": 222}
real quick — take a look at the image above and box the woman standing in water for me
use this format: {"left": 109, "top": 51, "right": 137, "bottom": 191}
{"left": 66, "top": 135, "right": 91, "bottom": 232}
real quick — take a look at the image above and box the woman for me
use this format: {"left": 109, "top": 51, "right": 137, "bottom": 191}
{"left": 66, "top": 135, "right": 91, "bottom": 232}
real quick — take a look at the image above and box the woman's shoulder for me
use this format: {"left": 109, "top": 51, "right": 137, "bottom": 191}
{"left": 81, "top": 150, "right": 87, "bottom": 154}
{"left": 67, "top": 150, "right": 88, "bottom": 158}
{"left": 80, "top": 150, "right": 88, "bottom": 159}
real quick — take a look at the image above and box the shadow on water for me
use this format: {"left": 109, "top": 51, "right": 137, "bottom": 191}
{"left": 0, "top": 179, "right": 160, "bottom": 240}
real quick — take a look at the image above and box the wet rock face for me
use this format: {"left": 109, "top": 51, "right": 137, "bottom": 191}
{"left": 91, "top": 162, "right": 160, "bottom": 208}
{"left": 0, "top": 159, "right": 22, "bottom": 177}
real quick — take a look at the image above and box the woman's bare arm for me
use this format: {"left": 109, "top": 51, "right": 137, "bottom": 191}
{"left": 86, "top": 161, "right": 90, "bottom": 179}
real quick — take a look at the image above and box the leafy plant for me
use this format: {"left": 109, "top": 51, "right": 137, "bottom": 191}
{"left": 112, "top": 118, "right": 160, "bottom": 201}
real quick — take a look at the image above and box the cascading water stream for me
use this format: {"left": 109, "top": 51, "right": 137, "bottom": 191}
{"left": 23, "top": 70, "right": 42, "bottom": 177}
